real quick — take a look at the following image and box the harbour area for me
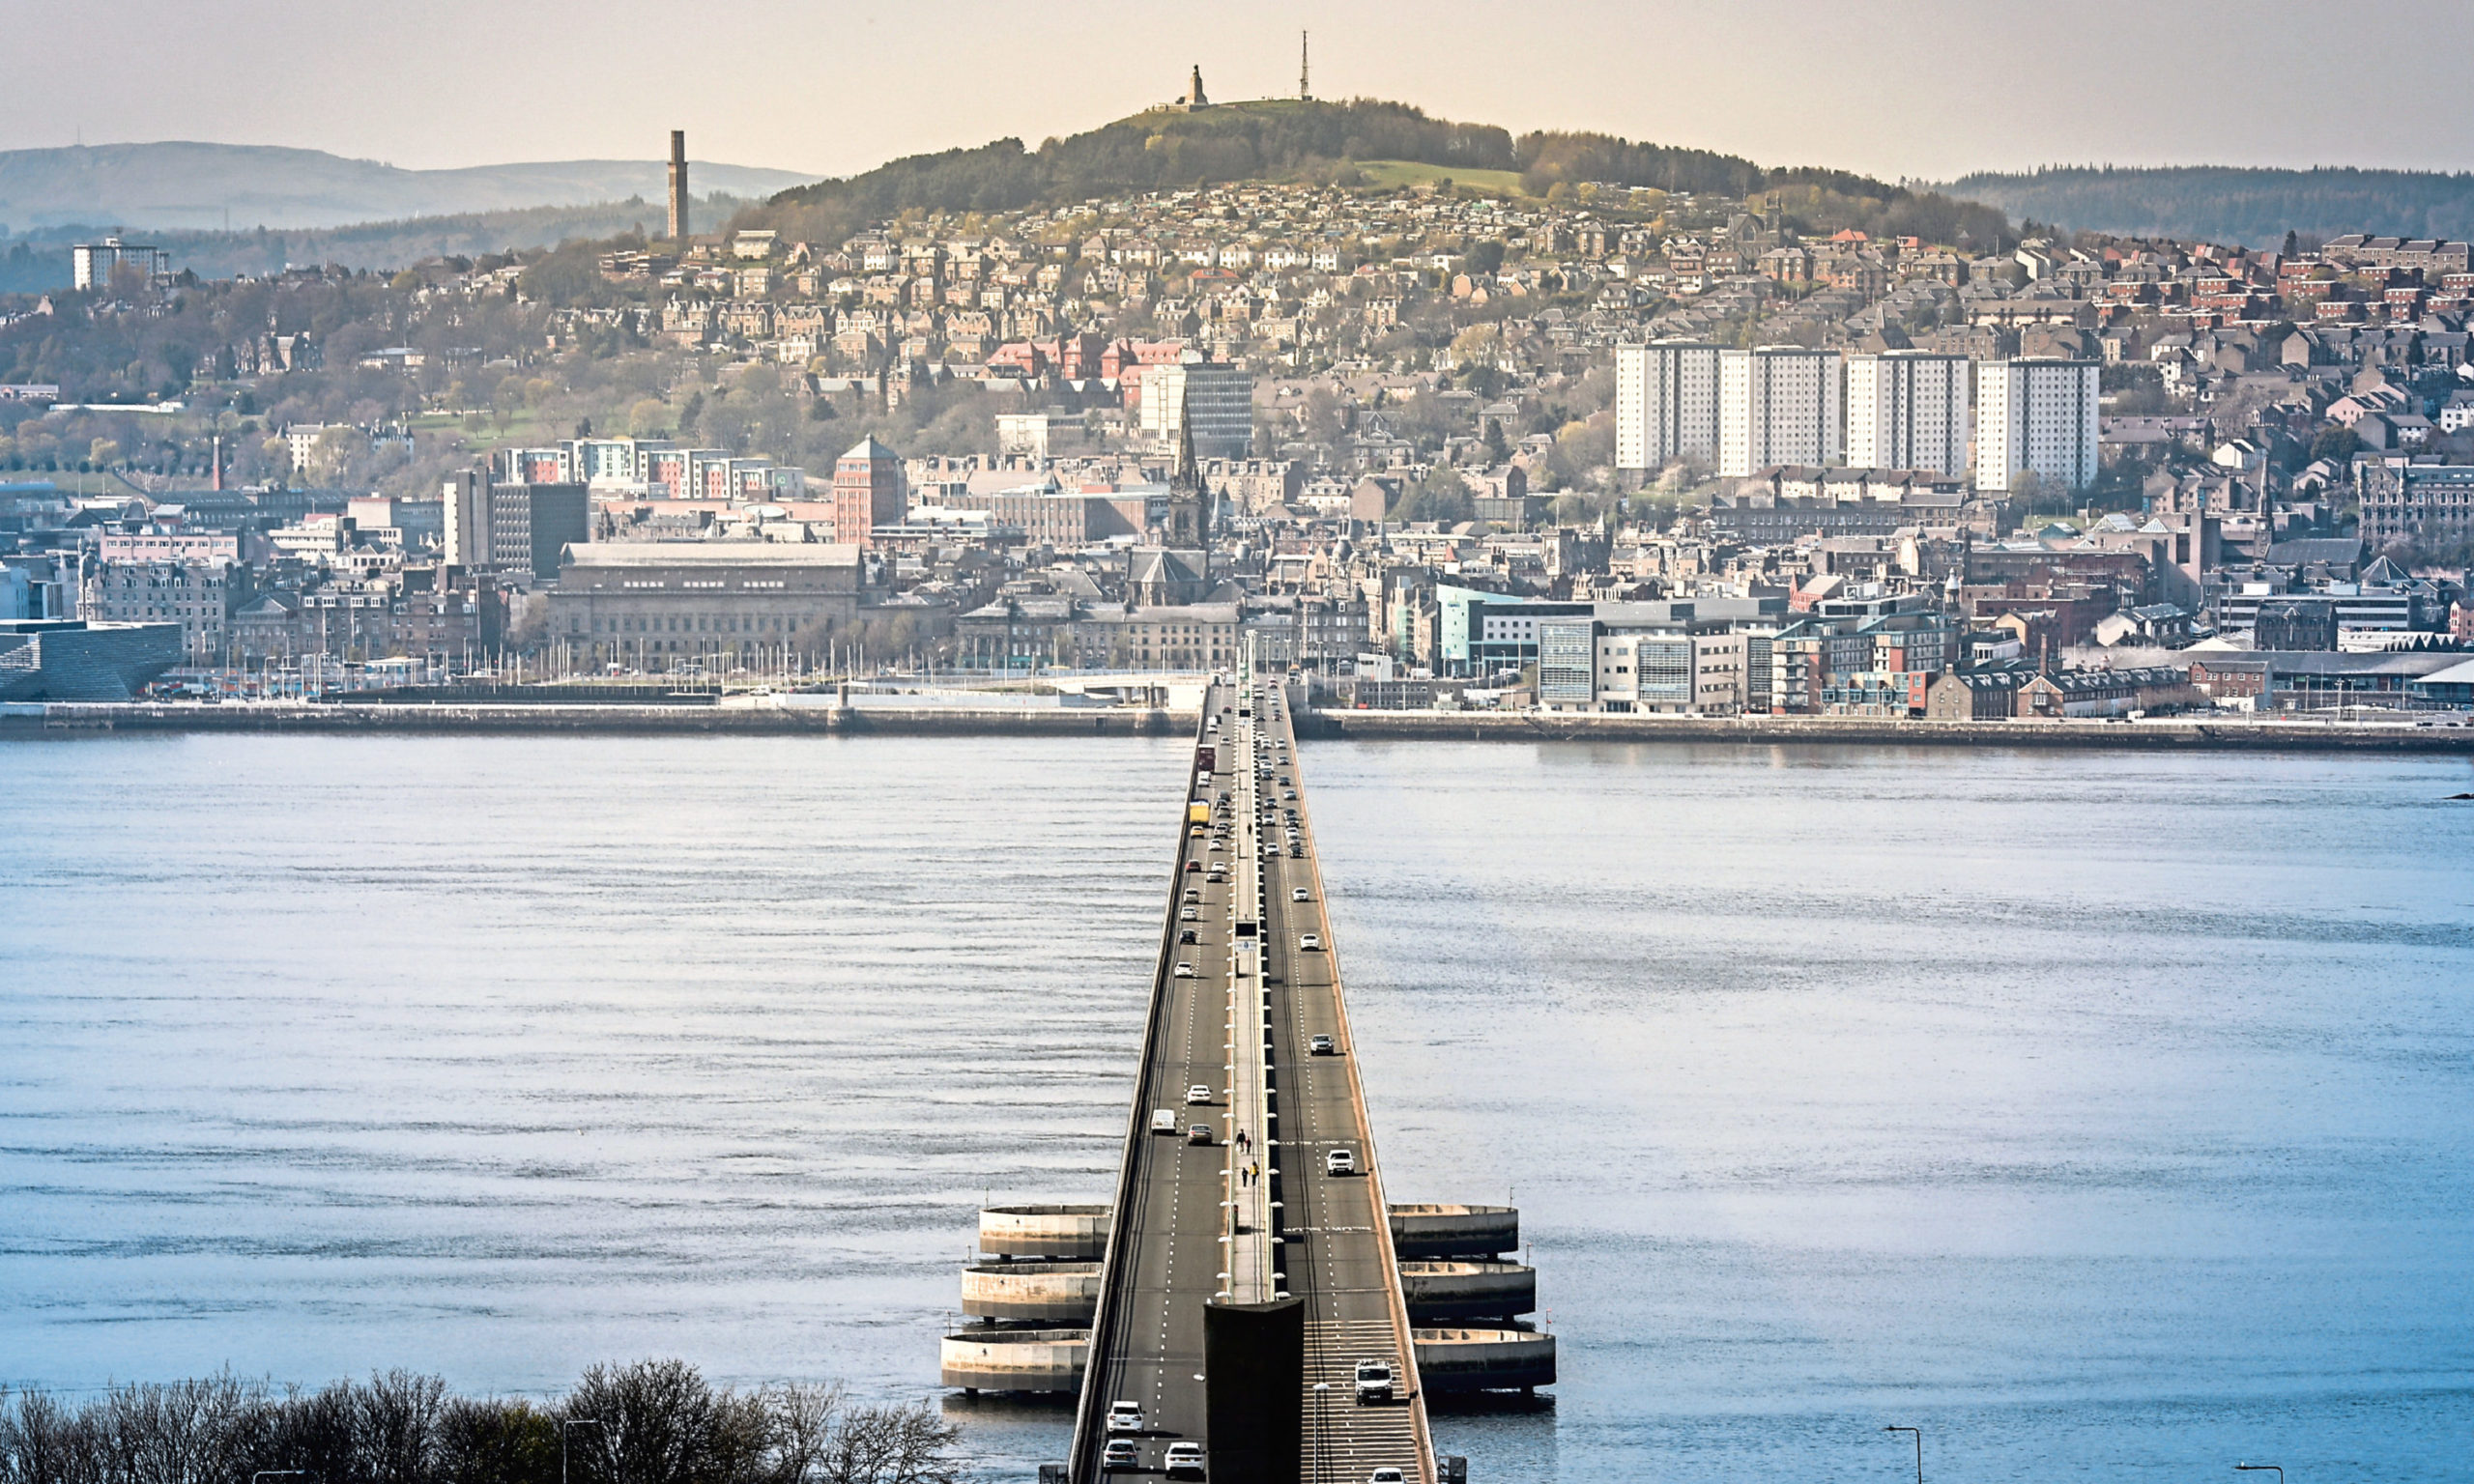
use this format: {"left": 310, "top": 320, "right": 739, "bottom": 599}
{"left": 10, "top": 691, "right": 2474, "bottom": 752}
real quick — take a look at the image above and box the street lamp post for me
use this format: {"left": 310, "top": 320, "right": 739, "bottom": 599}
{"left": 1883, "top": 1426, "right": 1922, "bottom": 1484}
{"left": 1310, "top": 1382, "right": 1330, "bottom": 1484}
{"left": 2235, "top": 1466, "right": 2284, "bottom": 1484}
{"left": 561, "top": 1417, "right": 603, "bottom": 1484}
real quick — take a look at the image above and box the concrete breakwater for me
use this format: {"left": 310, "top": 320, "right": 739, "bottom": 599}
{"left": 6, "top": 699, "right": 2472, "bottom": 753}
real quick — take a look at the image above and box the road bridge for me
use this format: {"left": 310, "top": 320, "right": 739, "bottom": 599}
{"left": 937, "top": 664, "right": 1551, "bottom": 1479}
{"left": 1064, "top": 671, "right": 1434, "bottom": 1484}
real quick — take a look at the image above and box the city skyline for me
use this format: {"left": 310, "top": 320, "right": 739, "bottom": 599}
{"left": 12, "top": 0, "right": 2474, "bottom": 185}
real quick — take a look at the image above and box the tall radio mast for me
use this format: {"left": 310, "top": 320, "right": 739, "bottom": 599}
{"left": 1300, "top": 31, "right": 1310, "bottom": 101}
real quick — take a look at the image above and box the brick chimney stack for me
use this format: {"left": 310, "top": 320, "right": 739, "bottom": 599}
{"left": 667, "top": 130, "right": 689, "bottom": 243}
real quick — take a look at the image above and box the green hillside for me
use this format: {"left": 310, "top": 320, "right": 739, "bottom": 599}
{"left": 740, "top": 98, "right": 2004, "bottom": 247}
{"left": 748, "top": 100, "right": 1521, "bottom": 243}
{"left": 1941, "top": 164, "right": 2474, "bottom": 248}
{"left": 1354, "top": 159, "right": 1527, "bottom": 195}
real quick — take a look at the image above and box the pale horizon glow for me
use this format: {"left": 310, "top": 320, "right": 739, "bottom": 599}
{"left": 12, "top": 0, "right": 2474, "bottom": 185}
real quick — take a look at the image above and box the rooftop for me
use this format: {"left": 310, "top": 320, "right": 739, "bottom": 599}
{"left": 562, "top": 542, "right": 861, "bottom": 568}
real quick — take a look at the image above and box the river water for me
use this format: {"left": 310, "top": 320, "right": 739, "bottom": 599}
{"left": 4, "top": 734, "right": 2471, "bottom": 1481}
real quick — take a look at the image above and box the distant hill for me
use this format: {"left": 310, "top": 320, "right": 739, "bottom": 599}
{"left": 0, "top": 194, "right": 762, "bottom": 294}
{"left": 745, "top": 97, "right": 2006, "bottom": 249}
{"left": 1939, "top": 165, "right": 2474, "bottom": 248}
{"left": 749, "top": 100, "right": 1523, "bottom": 243}
{"left": 0, "top": 141, "right": 816, "bottom": 233}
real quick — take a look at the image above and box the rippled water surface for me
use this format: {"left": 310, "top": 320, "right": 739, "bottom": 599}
{"left": 5, "top": 734, "right": 2472, "bottom": 1481}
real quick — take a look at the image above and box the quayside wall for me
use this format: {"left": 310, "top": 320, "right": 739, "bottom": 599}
{"left": 6, "top": 701, "right": 2473, "bottom": 754}
{"left": 1300, "top": 709, "right": 2474, "bottom": 754}
{"left": 0, "top": 701, "right": 1197, "bottom": 737}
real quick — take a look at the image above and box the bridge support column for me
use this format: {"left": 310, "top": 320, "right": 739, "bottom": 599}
{"left": 1203, "top": 1297, "right": 1303, "bottom": 1484}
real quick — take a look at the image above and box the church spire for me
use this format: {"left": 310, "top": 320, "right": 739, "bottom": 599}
{"left": 1174, "top": 387, "right": 1198, "bottom": 489}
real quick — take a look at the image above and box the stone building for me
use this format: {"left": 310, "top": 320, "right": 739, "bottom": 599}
{"left": 549, "top": 544, "right": 863, "bottom": 665}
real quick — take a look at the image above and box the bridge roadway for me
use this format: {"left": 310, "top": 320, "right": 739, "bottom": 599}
{"left": 1070, "top": 676, "right": 1432, "bottom": 1484}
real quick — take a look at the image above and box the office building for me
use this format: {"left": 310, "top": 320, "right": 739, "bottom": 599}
{"left": 1719, "top": 348, "right": 1842, "bottom": 476}
{"left": 832, "top": 435, "right": 907, "bottom": 546}
{"left": 1614, "top": 340, "right": 1722, "bottom": 474}
{"left": 443, "top": 471, "right": 489, "bottom": 568}
{"left": 446, "top": 472, "right": 588, "bottom": 581}
{"left": 1141, "top": 360, "right": 1254, "bottom": 460}
{"left": 1975, "top": 358, "right": 2099, "bottom": 494}
{"left": 493, "top": 483, "right": 590, "bottom": 582}
{"left": 1846, "top": 351, "right": 1970, "bottom": 477}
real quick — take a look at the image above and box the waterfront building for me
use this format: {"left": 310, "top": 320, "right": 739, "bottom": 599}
{"left": 0, "top": 618, "right": 182, "bottom": 699}
{"left": 81, "top": 557, "right": 233, "bottom": 658}
{"left": 549, "top": 544, "right": 863, "bottom": 662}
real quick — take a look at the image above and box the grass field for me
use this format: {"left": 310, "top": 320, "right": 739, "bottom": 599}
{"left": 1355, "top": 159, "right": 1527, "bottom": 195}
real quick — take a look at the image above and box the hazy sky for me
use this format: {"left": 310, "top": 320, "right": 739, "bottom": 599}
{"left": 14, "top": 0, "right": 2474, "bottom": 183}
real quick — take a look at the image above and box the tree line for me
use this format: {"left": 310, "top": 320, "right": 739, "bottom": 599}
{"left": 0, "top": 1361, "right": 959, "bottom": 1484}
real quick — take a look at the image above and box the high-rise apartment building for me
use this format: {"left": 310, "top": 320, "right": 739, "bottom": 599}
{"left": 1718, "top": 348, "right": 1842, "bottom": 476}
{"left": 72, "top": 237, "right": 170, "bottom": 293}
{"left": 1845, "top": 351, "right": 1970, "bottom": 476}
{"left": 1974, "top": 359, "right": 2099, "bottom": 494}
{"left": 1140, "top": 360, "right": 1254, "bottom": 460}
{"left": 831, "top": 435, "right": 906, "bottom": 546}
{"left": 1614, "top": 340, "right": 1722, "bottom": 474}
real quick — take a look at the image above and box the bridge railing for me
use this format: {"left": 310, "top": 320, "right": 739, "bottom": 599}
{"left": 1286, "top": 707, "right": 1439, "bottom": 1484}
{"left": 1066, "top": 687, "right": 1222, "bottom": 1482}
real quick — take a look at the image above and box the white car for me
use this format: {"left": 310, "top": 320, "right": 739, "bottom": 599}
{"left": 1368, "top": 1470, "right": 1405, "bottom": 1484}
{"left": 1106, "top": 1400, "right": 1143, "bottom": 1433}
{"left": 1163, "top": 1441, "right": 1205, "bottom": 1479}
{"left": 1181, "top": 906, "right": 1198, "bottom": 921}
{"left": 1175, "top": 962, "right": 1196, "bottom": 978}
{"left": 1292, "top": 888, "right": 1310, "bottom": 902}
{"left": 1299, "top": 933, "right": 1322, "bottom": 951}
{"left": 1186, "top": 1084, "right": 1212, "bottom": 1104}
{"left": 1326, "top": 1148, "right": 1356, "bottom": 1176}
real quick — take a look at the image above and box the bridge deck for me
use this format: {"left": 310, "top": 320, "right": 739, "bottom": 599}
{"left": 1072, "top": 676, "right": 1432, "bottom": 1484}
